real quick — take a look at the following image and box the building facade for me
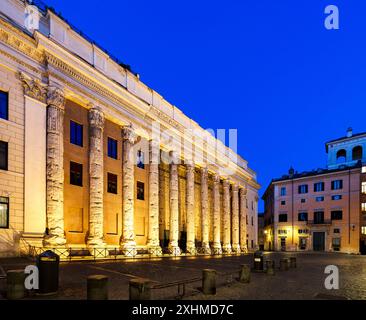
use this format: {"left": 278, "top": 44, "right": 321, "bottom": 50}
{"left": 263, "top": 129, "right": 365, "bottom": 254}
{"left": 0, "top": 0, "right": 259, "bottom": 257}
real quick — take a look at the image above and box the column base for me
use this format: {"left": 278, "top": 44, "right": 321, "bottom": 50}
{"left": 232, "top": 244, "right": 241, "bottom": 254}
{"left": 147, "top": 245, "right": 163, "bottom": 256}
{"left": 186, "top": 245, "right": 197, "bottom": 255}
{"left": 212, "top": 243, "right": 222, "bottom": 255}
{"left": 201, "top": 242, "right": 211, "bottom": 255}
{"left": 87, "top": 240, "right": 108, "bottom": 258}
{"left": 168, "top": 243, "right": 181, "bottom": 255}
{"left": 120, "top": 240, "right": 137, "bottom": 257}
{"left": 43, "top": 234, "right": 67, "bottom": 247}
{"left": 222, "top": 244, "right": 232, "bottom": 254}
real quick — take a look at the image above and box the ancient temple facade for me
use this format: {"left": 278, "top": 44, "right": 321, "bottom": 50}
{"left": 0, "top": 0, "right": 259, "bottom": 258}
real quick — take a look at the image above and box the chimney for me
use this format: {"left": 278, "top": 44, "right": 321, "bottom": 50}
{"left": 347, "top": 127, "right": 353, "bottom": 138}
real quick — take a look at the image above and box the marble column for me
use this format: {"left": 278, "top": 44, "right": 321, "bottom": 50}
{"left": 121, "top": 125, "right": 137, "bottom": 255}
{"left": 231, "top": 184, "right": 241, "bottom": 253}
{"left": 87, "top": 106, "right": 106, "bottom": 248}
{"left": 222, "top": 179, "right": 232, "bottom": 253}
{"left": 168, "top": 151, "right": 181, "bottom": 255}
{"left": 43, "top": 87, "right": 67, "bottom": 247}
{"left": 185, "top": 162, "right": 196, "bottom": 254}
{"left": 212, "top": 173, "right": 222, "bottom": 254}
{"left": 240, "top": 186, "right": 248, "bottom": 253}
{"left": 201, "top": 167, "right": 211, "bottom": 254}
{"left": 147, "top": 139, "right": 162, "bottom": 255}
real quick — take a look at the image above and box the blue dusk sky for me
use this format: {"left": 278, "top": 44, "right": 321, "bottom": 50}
{"left": 42, "top": 0, "right": 366, "bottom": 211}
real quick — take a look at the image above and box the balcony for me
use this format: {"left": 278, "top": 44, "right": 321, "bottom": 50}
{"left": 307, "top": 219, "right": 332, "bottom": 226}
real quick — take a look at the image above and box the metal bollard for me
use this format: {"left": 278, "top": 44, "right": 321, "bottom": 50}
{"left": 266, "top": 260, "right": 275, "bottom": 276}
{"left": 129, "top": 278, "right": 152, "bottom": 300}
{"left": 202, "top": 269, "right": 216, "bottom": 295}
{"left": 290, "top": 257, "right": 297, "bottom": 268}
{"left": 87, "top": 275, "right": 109, "bottom": 300}
{"left": 239, "top": 264, "right": 251, "bottom": 283}
{"left": 280, "top": 258, "right": 289, "bottom": 271}
{"left": 6, "top": 270, "right": 25, "bottom": 300}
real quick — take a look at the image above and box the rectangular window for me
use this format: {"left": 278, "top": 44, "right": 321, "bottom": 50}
{"left": 281, "top": 200, "right": 286, "bottom": 205}
{"left": 137, "top": 150, "right": 145, "bottom": 169}
{"left": 362, "top": 203, "right": 366, "bottom": 212}
{"left": 331, "top": 180, "right": 343, "bottom": 190}
{"left": 137, "top": 181, "right": 145, "bottom": 200}
{"left": 334, "top": 228, "right": 340, "bottom": 234}
{"left": 0, "top": 141, "right": 8, "bottom": 170}
{"left": 298, "top": 184, "right": 308, "bottom": 194}
{"left": 0, "top": 91, "right": 8, "bottom": 120}
{"left": 280, "top": 187, "right": 286, "bottom": 196}
{"left": 301, "top": 198, "right": 306, "bottom": 203}
{"left": 246, "top": 215, "right": 248, "bottom": 225}
{"left": 314, "top": 182, "right": 324, "bottom": 192}
{"left": 332, "top": 195, "right": 342, "bottom": 201}
{"left": 108, "top": 138, "right": 118, "bottom": 159}
{"left": 279, "top": 214, "right": 288, "bottom": 223}
{"left": 362, "top": 182, "right": 366, "bottom": 194}
{"left": 363, "top": 166, "right": 366, "bottom": 174}
{"left": 251, "top": 216, "right": 254, "bottom": 226}
{"left": 107, "top": 173, "right": 118, "bottom": 194}
{"left": 70, "top": 121, "right": 83, "bottom": 147}
{"left": 70, "top": 161, "right": 83, "bottom": 186}
{"left": 0, "top": 197, "right": 9, "bottom": 228}
{"left": 314, "top": 211, "right": 324, "bottom": 224}
{"left": 332, "top": 238, "right": 341, "bottom": 251}
{"left": 362, "top": 226, "right": 366, "bottom": 235}
{"left": 331, "top": 210, "right": 343, "bottom": 220}
{"left": 298, "top": 212, "right": 308, "bottom": 222}
{"left": 316, "top": 196, "right": 324, "bottom": 202}
{"left": 251, "top": 240, "right": 254, "bottom": 249}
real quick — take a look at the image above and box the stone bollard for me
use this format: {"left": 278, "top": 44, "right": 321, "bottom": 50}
{"left": 239, "top": 264, "right": 251, "bottom": 283}
{"left": 280, "top": 258, "right": 289, "bottom": 271}
{"left": 290, "top": 257, "right": 297, "bottom": 268}
{"left": 6, "top": 270, "right": 25, "bottom": 300}
{"left": 202, "top": 269, "right": 216, "bottom": 295}
{"left": 129, "top": 278, "right": 152, "bottom": 300}
{"left": 87, "top": 275, "right": 109, "bottom": 300}
{"left": 266, "top": 260, "right": 275, "bottom": 276}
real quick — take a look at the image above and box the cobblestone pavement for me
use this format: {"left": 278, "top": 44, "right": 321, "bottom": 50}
{"left": 0, "top": 252, "right": 365, "bottom": 300}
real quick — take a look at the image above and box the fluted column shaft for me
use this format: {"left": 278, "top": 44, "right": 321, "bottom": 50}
{"left": 186, "top": 163, "right": 196, "bottom": 254}
{"left": 201, "top": 167, "right": 211, "bottom": 254}
{"left": 240, "top": 187, "right": 248, "bottom": 253}
{"left": 87, "top": 106, "right": 105, "bottom": 247}
{"left": 169, "top": 152, "right": 181, "bottom": 255}
{"left": 222, "top": 179, "right": 232, "bottom": 253}
{"left": 231, "top": 184, "right": 240, "bottom": 253}
{"left": 147, "top": 140, "right": 162, "bottom": 254}
{"left": 43, "top": 87, "right": 66, "bottom": 247}
{"left": 121, "top": 125, "right": 137, "bottom": 255}
{"left": 212, "top": 174, "right": 222, "bottom": 253}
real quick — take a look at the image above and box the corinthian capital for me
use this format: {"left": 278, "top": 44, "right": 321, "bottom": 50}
{"left": 213, "top": 173, "right": 220, "bottom": 184}
{"left": 240, "top": 185, "right": 248, "bottom": 197}
{"left": 19, "top": 72, "right": 47, "bottom": 103}
{"left": 89, "top": 106, "right": 105, "bottom": 129}
{"left": 122, "top": 124, "right": 137, "bottom": 144}
{"left": 47, "top": 87, "right": 65, "bottom": 109}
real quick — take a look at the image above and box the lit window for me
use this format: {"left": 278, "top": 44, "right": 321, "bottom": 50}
{"left": 362, "top": 182, "right": 366, "bottom": 194}
{"left": 0, "top": 197, "right": 9, "bottom": 229}
{"left": 362, "top": 226, "right": 366, "bottom": 235}
{"left": 70, "top": 161, "right": 83, "bottom": 186}
{"left": 362, "top": 203, "right": 366, "bottom": 212}
{"left": 70, "top": 121, "right": 83, "bottom": 147}
{"left": 0, "top": 91, "right": 8, "bottom": 120}
{"left": 0, "top": 141, "right": 8, "bottom": 171}
{"left": 362, "top": 167, "right": 366, "bottom": 173}
{"left": 107, "top": 173, "right": 118, "bottom": 194}
{"left": 108, "top": 138, "right": 118, "bottom": 159}
{"left": 137, "top": 150, "right": 145, "bottom": 169}
{"left": 137, "top": 181, "right": 144, "bottom": 200}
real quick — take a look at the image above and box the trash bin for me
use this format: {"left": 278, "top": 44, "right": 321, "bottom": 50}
{"left": 36, "top": 250, "right": 60, "bottom": 295}
{"left": 253, "top": 250, "right": 264, "bottom": 271}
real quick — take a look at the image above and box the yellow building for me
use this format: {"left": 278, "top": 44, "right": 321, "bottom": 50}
{"left": 0, "top": 1, "right": 259, "bottom": 258}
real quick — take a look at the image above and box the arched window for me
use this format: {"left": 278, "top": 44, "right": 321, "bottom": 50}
{"left": 352, "top": 146, "right": 363, "bottom": 161}
{"left": 336, "top": 149, "right": 346, "bottom": 163}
